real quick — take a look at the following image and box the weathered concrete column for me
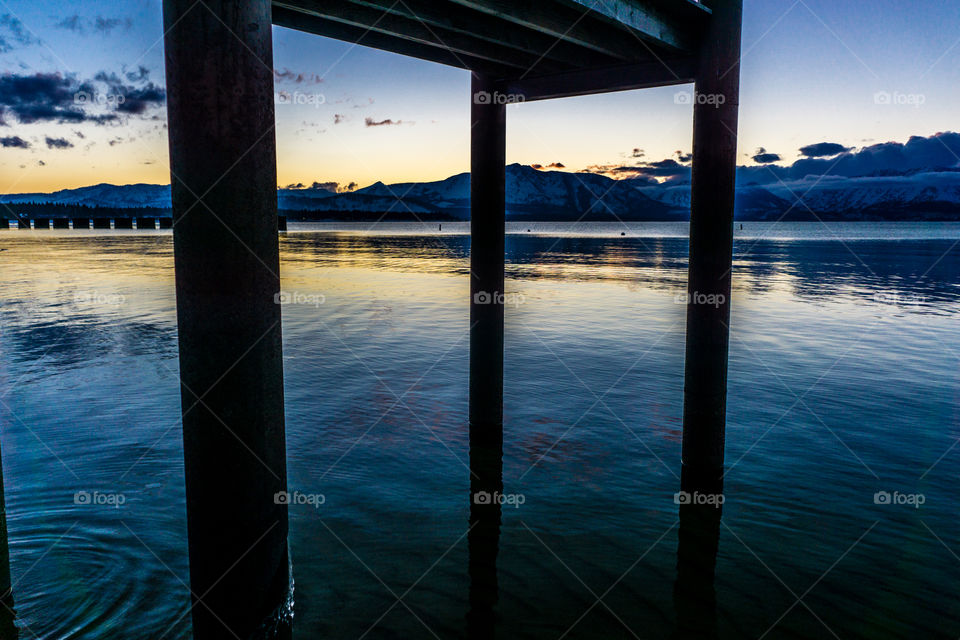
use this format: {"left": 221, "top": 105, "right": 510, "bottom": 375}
{"left": 162, "top": 1, "right": 289, "bottom": 637}
{"left": 681, "top": 0, "right": 743, "bottom": 485}
{"left": 467, "top": 435, "right": 503, "bottom": 639}
{"left": 469, "top": 72, "right": 506, "bottom": 433}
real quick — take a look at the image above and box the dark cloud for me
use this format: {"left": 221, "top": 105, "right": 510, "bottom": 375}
{"left": 752, "top": 147, "right": 782, "bottom": 164}
{"left": 45, "top": 136, "right": 73, "bottom": 149}
{"left": 365, "top": 117, "right": 403, "bottom": 127}
{"left": 54, "top": 15, "right": 132, "bottom": 35}
{"left": 799, "top": 142, "right": 853, "bottom": 158}
{"left": 37, "top": 159, "right": 45, "bottom": 166}
{"left": 274, "top": 68, "right": 323, "bottom": 84}
{"left": 0, "top": 14, "right": 38, "bottom": 52}
{"left": 333, "top": 113, "right": 346, "bottom": 124}
{"left": 548, "top": 162, "right": 565, "bottom": 169}
{"left": 0, "top": 72, "right": 120, "bottom": 124}
{"left": 0, "top": 135, "right": 29, "bottom": 148}
{"left": 124, "top": 65, "right": 151, "bottom": 83}
{"left": 631, "top": 148, "right": 644, "bottom": 158}
{"left": 675, "top": 151, "right": 692, "bottom": 163}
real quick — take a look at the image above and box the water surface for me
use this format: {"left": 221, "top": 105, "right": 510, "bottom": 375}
{"left": 0, "top": 222, "right": 958, "bottom": 638}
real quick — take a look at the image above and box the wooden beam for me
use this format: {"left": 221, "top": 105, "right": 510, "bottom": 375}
{"left": 560, "top": 0, "right": 706, "bottom": 51}
{"left": 446, "top": 0, "right": 639, "bottom": 60}
{"left": 272, "top": 4, "right": 518, "bottom": 77}
{"left": 281, "top": 0, "right": 567, "bottom": 72}
{"left": 342, "top": 0, "right": 622, "bottom": 69}
{"left": 505, "top": 57, "right": 696, "bottom": 101}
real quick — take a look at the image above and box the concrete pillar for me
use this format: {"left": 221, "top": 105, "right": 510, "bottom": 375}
{"left": 52, "top": 218, "right": 70, "bottom": 229}
{"left": 136, "top": 217, "right": 157, "bottom": 230}
{"left": 113, "top": 218, "right": 133, "bottom": 229}
{"left": 672, "top": 499, "right": 721, "bottom": 639}
{"left": 0, "top": 220, "right": 9, "bottom": 230}
{"left": 681, "top": 0, "right": 743, "bottom": 485}
{"left": 158, "top": 217, "right": 174, "bottom": 229}
{"left": 71, "top": 218, "right": 90, "bottom": 230}
{"left": 162, "top": 0, "right": 290, "bottom": 637}
{"left": 469, "top": 72, "right": 506, "bottom": 433}
{"left": 92, "top": 218, "right": 111, "bottom": 229}
{"left": 33, "top": 218, "right": 50, "bottom": 230}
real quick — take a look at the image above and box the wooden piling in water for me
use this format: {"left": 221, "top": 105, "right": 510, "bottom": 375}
{"left": 681, "top": 0, "right": 743, "bottom": 484}
{"left": 469, "top": 72, "right": 506, "bottom": 434}
{"left": 163, "top": 0, "right": 290, "bottom": 636}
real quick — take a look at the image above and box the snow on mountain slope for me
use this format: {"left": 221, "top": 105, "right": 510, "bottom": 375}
{"left": 0, "top": 183, "right": 171, "bottom": 208}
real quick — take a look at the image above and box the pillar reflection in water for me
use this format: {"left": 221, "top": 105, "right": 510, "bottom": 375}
{"left": 467, "top": 429, "right": 503, "bottom": 639}
{"left": 672, "top": 471, "right": 722, "bottom": 640}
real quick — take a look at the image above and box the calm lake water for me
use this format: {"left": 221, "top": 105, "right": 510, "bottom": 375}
{"left": 0, "top": 221, "right": 959, "bottom": 639}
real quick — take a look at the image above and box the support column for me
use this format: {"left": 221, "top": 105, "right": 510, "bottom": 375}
{"left": 162, "top": 1, "right": 289, "bottom": 637}
{"left": 681, "top": 0, "right": 743, "bottom": 486}
{"left": 469, "top": 72, "right": 506, "bottom": 434}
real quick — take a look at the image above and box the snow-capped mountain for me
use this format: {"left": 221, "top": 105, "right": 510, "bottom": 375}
{"left": 3, "top": 166, "right": 960, "bottom": 220}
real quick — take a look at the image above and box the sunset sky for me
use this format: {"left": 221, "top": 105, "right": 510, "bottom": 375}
{"left": 1, "top": 0, "right": 959, "bottom": 193}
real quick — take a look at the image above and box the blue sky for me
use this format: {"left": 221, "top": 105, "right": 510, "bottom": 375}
{"left": 1, "top": 0, "right": 958, "bottom": 192}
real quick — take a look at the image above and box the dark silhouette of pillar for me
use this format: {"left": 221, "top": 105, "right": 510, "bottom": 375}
{"left": 32, "top": 219, "right": 50, "bottom": 230}
{"left": 52, "top": 218, "right": 70, "bottom": 229}
{"left": 467, "top": 431, "right": 503, "bottom": 639}
{"left": 158, "top": 217, "right": 174, "bottom": 229}
{"left": 469, "top": 72, "right": 506, "bottom": 432}
{"left": 92, "top": 218, "right": 111, "bottom": 229}
{"left": 71, "top": 218, "right": 90, "bottom": 230}
{"left": 0, "top": 220, "right": 9, "bottom": 230}
{"left": 672, "top": 482, "right": 722, "bottom": 640}
{"left": 113, "top": 217, "right": 133, "bottom": 229}
{"left": 681, "top": 0, "right": 743, "bottom": 483}
{"left": 136, "top": 217, "right": 157, "bottom": 230}
{"left": 162, "top": 0, "right": 290, "bottom": 637}
{"left": 277, "top": 215, "right": 287, "bottom": 231}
